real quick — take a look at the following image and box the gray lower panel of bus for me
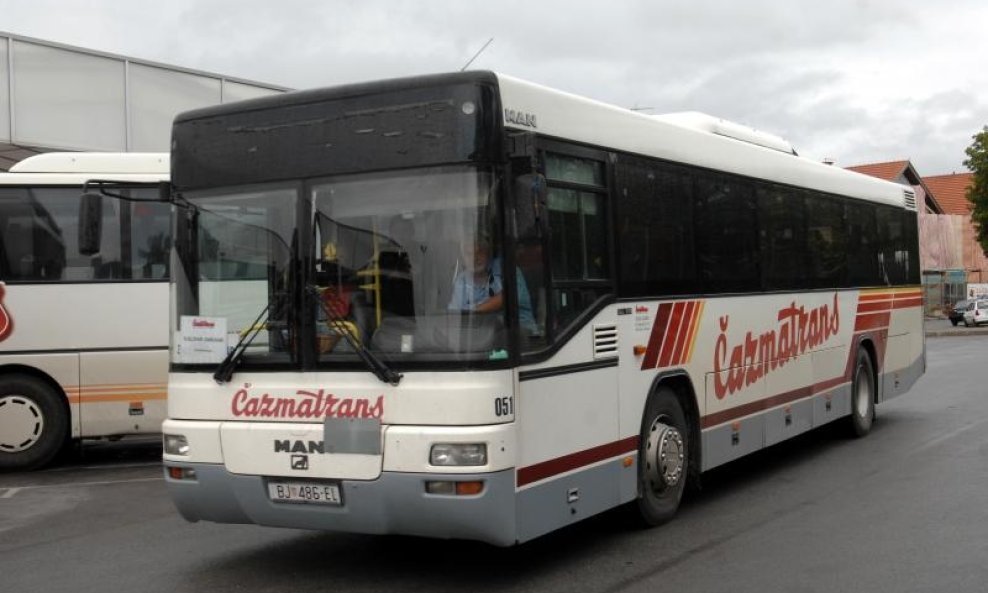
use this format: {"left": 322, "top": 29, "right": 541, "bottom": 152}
{"left": 167, "top": 457, "right": 640, "bottom": 546}
{"left": 701, "top": 384, "right": 853, "bottom": 472}
{"left": 880, "top": 352, "right": 925, "bottom": 402}
{"left": 515, "top": 456, "right": 638, "bottom": 543}
{"left": 166, "top": 466, "right": 518, "bottom": 546}
{"left": 701, "top": 354, "right": 925, "bottom": 471}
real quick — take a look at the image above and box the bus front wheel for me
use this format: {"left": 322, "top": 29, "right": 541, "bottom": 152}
{"left": 0, "top": 374, "right": 69, "bottom": 471}
{"left": 635, "top": 387, "right": 690, "bottom": 526}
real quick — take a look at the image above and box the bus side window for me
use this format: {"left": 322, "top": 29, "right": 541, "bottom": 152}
{"left": 0, "top": 188, "right": 68, "bottom": 281}
{"left": 542, "top": 151, "right": 612, "bottom": 333}
{"left": 614, "top": 156, "right": 697, "bottom": 297}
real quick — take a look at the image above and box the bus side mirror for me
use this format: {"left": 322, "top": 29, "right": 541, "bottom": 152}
{"left": 78, "top": 192, "right": 103, "bottom": 256}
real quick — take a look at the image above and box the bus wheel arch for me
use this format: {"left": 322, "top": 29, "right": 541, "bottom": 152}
{"left": 634, "top": 373, "right": 699, "bottom": 526}
{"left": 0, "top": 367, "right": 72, "bottom": 471}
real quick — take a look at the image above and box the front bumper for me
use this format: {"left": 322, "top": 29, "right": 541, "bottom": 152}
{"left": 165, "top": 463, "right": 518, "bottom": 546}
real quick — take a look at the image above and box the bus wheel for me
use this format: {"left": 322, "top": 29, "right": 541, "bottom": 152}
{"left": 0, "top": 375, "right": 69, "bottom": 471}
{"left": 636, "top": 387, "right": 689, "bottom": 526}
{"left": 847, "top": 348, "right": 876, "bottom": 437}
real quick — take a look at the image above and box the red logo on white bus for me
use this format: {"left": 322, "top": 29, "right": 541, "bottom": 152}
{"left": 713, "top": 293, "right": 840, "bottom": 400}
{"left": 0, "top": 284, "right": 12, "bottom": 342}
{"left": 231, "top": 386, "right": 384, "bottom": 419}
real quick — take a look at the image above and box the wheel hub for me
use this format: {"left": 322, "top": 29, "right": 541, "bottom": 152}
{"left": 855, "top": 363, "right": 872, "bottom": 418}
{"left": 645, "top": 418, "right": 684, "bottom": 491}
{"left": 0, "top": 395, "right": 45, "bottom": 453}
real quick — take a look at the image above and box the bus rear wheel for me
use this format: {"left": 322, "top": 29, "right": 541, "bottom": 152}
{"left": 635, "top": 387, "right": 690, "bottom": 526}
{"left": 846, "top": 348, "right": 876, "bottom": 437}
{"left": 0, "top": 375, "right": 69, "bottom": 471}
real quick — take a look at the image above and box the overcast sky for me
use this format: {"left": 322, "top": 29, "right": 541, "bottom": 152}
{"left": 2, "top": 0, "right": 986, "bottom": 175}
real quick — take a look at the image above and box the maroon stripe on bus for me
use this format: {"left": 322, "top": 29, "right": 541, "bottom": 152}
{"left": 516, "top": 436, "right": 640, "bottom": 487}
{"left": 670, "top": 301, "right": 697, "bottom": 366}
{"left": 854, "top": 312, "right": 890, "bottom": 332}
{"left": 657, "top": 301, "right": 688, "bottom": 368}
{"left": 893, "top": 298, "right": 923, "bottom": 309}
{"left": 700, "top": 370, "right": 851, "bottom": 429}
{"left": 641, "top": 303, "right": 672, "bottom": 370}
{"left": 857, "top": 300, "right": 892, "bottom": 313}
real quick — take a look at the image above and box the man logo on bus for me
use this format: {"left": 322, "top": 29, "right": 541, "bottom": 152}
{"left": 0, "top": 284, "right": 12, "bottom": 342}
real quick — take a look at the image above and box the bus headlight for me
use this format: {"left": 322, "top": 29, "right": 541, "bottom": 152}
{"left": 430, "top": 443, "right": 487, "bottom": 466}
{"left": 163, "top": 434, "right": 190, "bottom": 456}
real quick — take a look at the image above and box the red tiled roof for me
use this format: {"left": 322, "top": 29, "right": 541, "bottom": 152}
{"left": 845, "top": 160, "right": 945, "bottom": 213}
{"left": 845, "top": 160, "right": 910, "bottom": 182}
{"left": 923, "top": 172, "right": 974, "bottom": 215}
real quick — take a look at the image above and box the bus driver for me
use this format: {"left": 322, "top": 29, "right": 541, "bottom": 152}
{"left": 448, "top": 238, "right": 538, "bottom": 335}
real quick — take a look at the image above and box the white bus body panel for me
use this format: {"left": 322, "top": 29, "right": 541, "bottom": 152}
{"left": 1, "top": 283, "right": 166, "bottom": 350}
{"left": 1, "top": 283, "right": 168, "bottom": 438}
{"left": 516, "top": 317, "right": 620, "bottom": 485}
{"left": 495, "top": 74, "right": 906, "bottom": 209}
{"left": 166, "top": 371, "right": 515, "bottom": 480}
{"left": 0, "top": 155, "right": 170, "bottom": 454}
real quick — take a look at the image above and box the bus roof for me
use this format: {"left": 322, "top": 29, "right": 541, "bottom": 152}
{"left": 1, "top": 152, "right": 170, "bottom": 185}
{"left": 167, "top": 70, "right": 913, "bottom": 210}
{"left": 494, "top": 73, "right": 913, "bottom": 209}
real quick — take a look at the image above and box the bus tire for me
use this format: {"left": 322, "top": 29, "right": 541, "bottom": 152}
{"left": 0, "top": 374, "right": 69, "bottom": 471}
{"left": 635, "top": 386, "right": 690, "bottom": 526}
{"left": 847, "top": 348, "right": 876, "bottom": 437}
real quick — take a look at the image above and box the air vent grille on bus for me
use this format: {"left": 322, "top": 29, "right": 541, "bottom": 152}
{"left": 903, "top": 190, "right": 917, "bottom": 211}
{"left": 593, "top": 324, "right": 618, "bottom": 359}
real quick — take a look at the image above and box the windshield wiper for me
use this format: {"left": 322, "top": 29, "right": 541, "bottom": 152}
{"left": 308, "top": 285, "right": 403, "bottom": 386}
{"left": 213, "top": 304, "right": 271, "bottom": 384}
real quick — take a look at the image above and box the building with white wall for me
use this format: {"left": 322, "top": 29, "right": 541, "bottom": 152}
{"left": 0, "top": 31, "right": 288, "bottom": 170}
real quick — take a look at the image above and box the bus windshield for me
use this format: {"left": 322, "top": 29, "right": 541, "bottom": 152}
{"left": 169, "top": 165, "right": 510, "bottom": 370}
{"left": 171, "top": 185, "right": 297, "bottom": 367}
{"left": 312, "top": 165, "right": 508, "bottom": 363}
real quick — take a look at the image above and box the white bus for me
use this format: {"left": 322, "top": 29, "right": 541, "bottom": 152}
{"left": 160, "top": 73, "right": 924, "bottom": 545}
{"left": 0, "top": 153, "right": 171, "bottom": 470}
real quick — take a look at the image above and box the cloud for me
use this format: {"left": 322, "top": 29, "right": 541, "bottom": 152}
{"left": 1, "top": 0, "right": 987, "bottom": 172}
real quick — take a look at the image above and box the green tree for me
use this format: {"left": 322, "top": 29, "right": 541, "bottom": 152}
{"left": 965, "top": 126, "right": 988, "bottom": 255}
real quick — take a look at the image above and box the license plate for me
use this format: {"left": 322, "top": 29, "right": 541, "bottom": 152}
{"left": 267, "top": 481, "right": 343, "bottom": 506}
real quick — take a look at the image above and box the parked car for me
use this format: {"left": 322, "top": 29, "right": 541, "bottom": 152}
{"left": 963, "top": 300, "right": 988, "bottom": 327}
{"left": 949, "top": 299, "right": 973, "bottom": 326}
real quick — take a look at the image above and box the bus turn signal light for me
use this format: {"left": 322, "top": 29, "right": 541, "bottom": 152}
{"left": 633, "top": 345, "right": 647, "bottom": 356}
{"left": 455, "top": 481, "right": 484, "bottom": 496}
{"left": 425, "top": 480, "right": 485, "bottom": 496}
{"left": 167, "top": 466, "right": 197, "bottom": 480}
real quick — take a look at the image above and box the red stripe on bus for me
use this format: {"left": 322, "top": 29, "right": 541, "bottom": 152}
{"left": 700, "top": 373, "right": 849, "bottom": 429}
{"left": 854, "top": 312, "right": 890, "bottom": 332}
{"left": 893, "top": 298, "right": 923, "bottom": 309}
{"left": 670, "top": 301, "right": 697, "bottom": 366}
{"left": 641, "top": 303, "right": 672, "bottom": 370}
{"left": 516, "top": 436, "right": 640, "bottom": 487}
{"left": 681, "top": 300, "right": 705, "bottom": 365}
{"left": 858, "top": 293, "right": 893, "bottom": 302}
{"left": 857, "top": 300, "right": 892, "bottom": 313}
{"left": 657, "top": 301, "right": 688, "bottom": 368}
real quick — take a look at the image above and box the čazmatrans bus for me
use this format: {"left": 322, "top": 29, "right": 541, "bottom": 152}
{"left": 160, "top": 72, "right": 923, "bottom": 545}
{"left": 0, "top": 152, "right": 171, "bottom": 470}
